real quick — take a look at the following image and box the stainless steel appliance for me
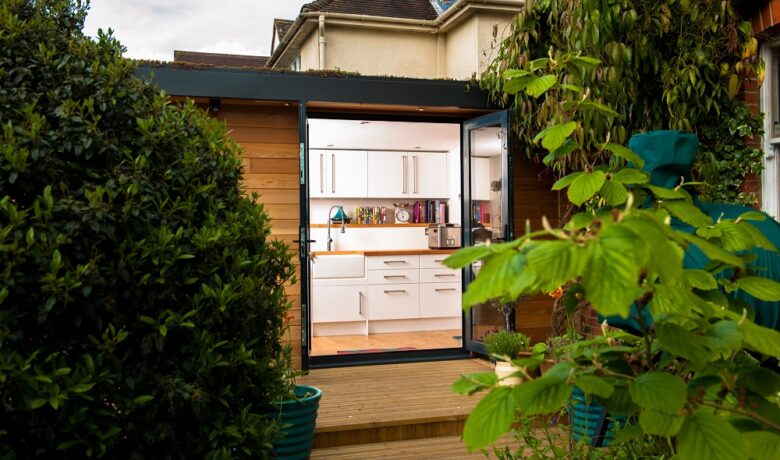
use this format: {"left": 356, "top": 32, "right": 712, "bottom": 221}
{"left": 426, "top": 224, "right": 461, "bottom": 249}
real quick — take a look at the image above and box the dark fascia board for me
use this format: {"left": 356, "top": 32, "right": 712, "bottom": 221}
{"left": 135, "top": 66, "right": 497, "bottom": 109}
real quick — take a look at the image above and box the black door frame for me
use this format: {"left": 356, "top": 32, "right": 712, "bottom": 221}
{"left": 461, "top": 110, "right": 515, "bottom": 355}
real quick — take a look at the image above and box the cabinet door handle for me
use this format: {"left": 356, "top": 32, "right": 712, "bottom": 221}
{"left": 384, "top": 289, "right": 406, "bottom": 294}
{"left": 331, "top": 154, "right": 336, "bottom": 193}
{"left": 319, "top": 154, "right": 324, "bottom": 193}
{"left": 383, "top": 275, "right": 407, "bottom": 279}
{"left": 413, "top": 156, "right": 418, "bottom": 194}
{"left": 434, "top": 273, "right": 456, "bottom": 277}
{"left": 358, "top": 291, "right": 363, "bottom": 316}
{"left": 402, "top": 156, "right": 408, "bottom": 194}
{"left": 383, "top": 260, "right": 406, "bottom": 265}
{"left": 435, "top": 288, "right": 458, "bottom": 292}
{"left": 435, "top": 259, "right": 445, "bottom": 263}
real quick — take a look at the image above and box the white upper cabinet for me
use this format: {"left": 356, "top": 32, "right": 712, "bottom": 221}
{"left": 471, "top": 157, "right": 491, "bottom": 201}
{"left": 367, "top": 151, "right": 407, "bottom": 198}
{"left": 410, "top": 152, "right": 448, "bottom": 199}
{"left": 310, "top": 149, "right": 367, "bottom": 198}
{"left": 367, "top": 151, "right": 448, "bottom": 199}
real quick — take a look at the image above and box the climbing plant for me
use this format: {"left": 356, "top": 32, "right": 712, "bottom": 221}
{"left": 482, "top": 0, "right": 764, "bottom": 206}
{"left": 451, "top": 54, "right": 780, "bottom": 460}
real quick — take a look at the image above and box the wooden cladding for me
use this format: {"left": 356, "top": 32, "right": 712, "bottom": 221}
{"left": 217, "top": 103, "right": 303, "bottom": 369}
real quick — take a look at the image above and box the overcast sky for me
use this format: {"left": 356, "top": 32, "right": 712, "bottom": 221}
{"left": 83, "top": 1, "right": 309, "bottom": 61}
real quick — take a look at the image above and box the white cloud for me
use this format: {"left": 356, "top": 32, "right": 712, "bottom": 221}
{"left": 83, "top": 0, "right": 307, "bottom": 61}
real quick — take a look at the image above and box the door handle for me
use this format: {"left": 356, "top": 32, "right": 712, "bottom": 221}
{"left": 384, "top": 289, "right": 406, "bottom": 294}
{"left": 402, "top": 156, "right": 408, "bottom": 194}
{"left": 435, "top": 288, "right": 458, "bottom": 292}
{"left": 331, "top": 154, "right": 336, "bottom": 193}
{"left": 413, "top": 156, "right": 418, "bottom": 194}
{"left": 358, "top": 291, "right": 363, "bottom": 316}
{"left": 319, "top": 154, "right": 324, "bottom": 193}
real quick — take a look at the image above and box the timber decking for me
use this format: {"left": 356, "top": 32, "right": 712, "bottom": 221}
{"left": 298, "top": 359, "right": 493, "bottom": 448}
{"left": 310, "top": 434, "right": 519, "bottom": 459}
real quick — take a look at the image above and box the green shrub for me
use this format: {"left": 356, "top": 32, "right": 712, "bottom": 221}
{"left": 483, "top": 331, "right": 530, "bottom": 358}
{"left": 0, "top": 1, "right": 295, "bottom": 458}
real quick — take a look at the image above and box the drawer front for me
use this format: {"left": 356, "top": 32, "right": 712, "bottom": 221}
{"left": 420, "top": 254, "right": 452, "bottom": 269}
{"left": 420, "top": 268, "right": 461, "bottom": 284}
{"left": 312, "top": 286, "right": 366, "bottom": 323}
{"left": 367, "top": 255, "right": 419, "bottom": 270}
{"left": 419, "top": 283, "right": 462, "bottom": 318}
{"left": 367, "top": 268, "right": 420, "bottom": 285}
{"left": 366, "top": 284, "right": 419, "bottom": 320}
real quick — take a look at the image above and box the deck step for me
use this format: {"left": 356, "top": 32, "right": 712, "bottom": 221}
{"left": 298, "top": 359, "right": 493, "bottom": 448}
{"left": 310, "top": 434, "right": 517, "bottom": 459}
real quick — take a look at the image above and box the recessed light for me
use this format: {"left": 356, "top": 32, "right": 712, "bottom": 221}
{"left": 417, "top": 108, "right": 426, "bottom": 112}
{"left": 284, "top": 102, "right": 291, "bottom": 107}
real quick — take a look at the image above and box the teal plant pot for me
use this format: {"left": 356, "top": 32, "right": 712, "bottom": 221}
{"left": 569, "top": 388, "right": 623, "bottom": 447}
{"left": 270, "top": 385, "right": 322, "bottom": 459}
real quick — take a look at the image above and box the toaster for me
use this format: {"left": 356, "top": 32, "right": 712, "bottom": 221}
{"left": 426, "top": 224, "right": 462, "bottom": 249}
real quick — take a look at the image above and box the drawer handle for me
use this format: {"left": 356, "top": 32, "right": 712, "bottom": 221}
{"left": 434, "top": 274, "right": 456, "bottom": 277}
{"left": 358, "top": 291, "right": 363, "bottom": 316}
{"left": 383, "top": 275, "right": 407, "bottom": 279}
{"left": 384, "top": 289, "right": 407, "bottom": 294}
{"left": 435, "top": 259, "right": 445, "bottom": 262}
{"left": 383, "top": 261, "right": 406, "bottom": 264}
{"left": 435, "top": 288, "right": 458, "bottom": 292}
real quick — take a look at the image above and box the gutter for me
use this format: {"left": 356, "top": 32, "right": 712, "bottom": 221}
{"left": 268, "top": 0, "right": 525, "bottom": 68}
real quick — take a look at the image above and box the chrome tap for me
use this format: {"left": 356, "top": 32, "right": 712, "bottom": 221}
{"left": 327, "top": 205, "right": 346, "bottom": 251}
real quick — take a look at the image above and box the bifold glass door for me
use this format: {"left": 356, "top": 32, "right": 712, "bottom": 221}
{"left": 462, "top": 110, "right": 513, "bottom": 354}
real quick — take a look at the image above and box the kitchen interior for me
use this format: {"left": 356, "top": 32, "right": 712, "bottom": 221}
{"left": 307, "top": 118, "right": 506, "bottom": 357}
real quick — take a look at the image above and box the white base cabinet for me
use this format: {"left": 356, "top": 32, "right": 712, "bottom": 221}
{"left": 366, "top": 284, "right": 420, "bottom": 320}
{"left": 312, "top": 285, "right": 365, "bottom": 323}
{"left": 420, "top": 283, "right": 462, "bottom": 318}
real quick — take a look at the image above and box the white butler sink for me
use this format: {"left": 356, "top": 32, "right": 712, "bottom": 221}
{"left": 311, "top": 254, "right": 365, "bottom": 279}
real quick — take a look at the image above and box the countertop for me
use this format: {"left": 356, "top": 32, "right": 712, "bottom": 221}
{"left": 310, "top": 249, "right": 459, "bottom": 256}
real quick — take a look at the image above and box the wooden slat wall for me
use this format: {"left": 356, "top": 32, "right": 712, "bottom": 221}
{"left": 512, "top": 153, "right": 562, "bottom": 342}
{"left": 217, "top": 104, "right": 303, "bottom": 369}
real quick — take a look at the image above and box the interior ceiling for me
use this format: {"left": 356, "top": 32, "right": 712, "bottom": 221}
{"left": 309, "top": 118, "right": 460, "bottom": 151}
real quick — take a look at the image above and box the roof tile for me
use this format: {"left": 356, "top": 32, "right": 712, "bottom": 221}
{"left": 300, "top": 0, "right": 438, "bottom": 21}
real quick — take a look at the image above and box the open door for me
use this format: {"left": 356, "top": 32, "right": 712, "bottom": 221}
{"left": 462, "top": 110, "right": 514, "bottom": 354}
{"left": 297, "top": 102, "right": 313, "bottom": 370}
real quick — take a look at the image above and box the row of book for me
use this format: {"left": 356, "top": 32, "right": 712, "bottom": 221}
{"left": 353, "top": 206, "right": 388, "bottom": 224}
{"left": 412, "top": 200, "right": 449, "bottom": 224}
{"left": 472, "top": 202, "right": 491, "bottom": 225}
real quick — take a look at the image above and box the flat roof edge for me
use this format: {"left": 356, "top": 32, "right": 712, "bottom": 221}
{"left": 135, "top": 66, "right": 497, "bottom": 110}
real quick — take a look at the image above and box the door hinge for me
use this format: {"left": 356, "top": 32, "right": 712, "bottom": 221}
{"left": 299, "top": 143, "right": 305, "bottom": 185}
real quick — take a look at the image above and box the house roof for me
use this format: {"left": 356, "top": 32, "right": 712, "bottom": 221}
{"left": 274, "top": 19, "right": 294, "bottom": 40}
{"left": 174, "top": 51, "right": 269, "bottom": 68}
{"left": 300, "top": 0, "right": 438, "bottom": 21}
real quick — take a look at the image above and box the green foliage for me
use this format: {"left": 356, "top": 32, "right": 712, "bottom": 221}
{"left": 482, "top": 0, "right": 764, "bottom": 206}
{"left": 484, "top": 330, "right": 531, "bottom": 359}
{"left": 450, "top": 54, "right": 780, "bottom": 458}
{"left": 0, "top": 1, "right": 295, "bottom": 458}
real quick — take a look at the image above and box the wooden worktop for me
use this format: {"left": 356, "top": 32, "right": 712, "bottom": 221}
{"left": 310, "top": 249, "right": 459, "bottom": 256}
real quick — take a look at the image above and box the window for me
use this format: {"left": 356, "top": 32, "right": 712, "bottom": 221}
{"left": 291, "top": 54, "right": 302, "bottom": 72}
{"left": 760, "top": 41, "right": 780, "bottom": 218}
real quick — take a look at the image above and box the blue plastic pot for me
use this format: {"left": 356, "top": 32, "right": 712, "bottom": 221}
{"left": 270, "top": 385, "right": 322, "bottom": 460}
{"left": 569, "top": 388, "right": 624, "bottom": 447}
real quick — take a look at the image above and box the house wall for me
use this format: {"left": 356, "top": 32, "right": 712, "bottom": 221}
{"left": 512, "top": 153, "right": 561, "bottom": 342}
{"left": 476, "top": 12, "right": 514, "bottom": 77}
{"left": 445, "top": 15, "right": 479, "bottom": 80}
{"left": 299, "top": 33, "right": 320, "bottom": 70}
{"left": 215, "top": 103, "right": 303, "bottom": 369}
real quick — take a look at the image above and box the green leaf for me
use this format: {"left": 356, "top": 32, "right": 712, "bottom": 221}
{"left": 552, "top": 172, "right": 582, "bottom": 191}
{"left": 684, "top": 269, "right": 718, "bottom": 290}
{"left": 744, "top": 431, "right": 780, "bottom": 460}
{"left": 602, "top": 386, "right": 639, "bottom": 415}
{"left": 571, "top": 56, "right": 602, "bottom": 67}
{"left": 525, "top": 74, "right": 558, "bottom": 97}
{"left": 452, "top": 372, "right": 498, "bottom": 395}
{"left": 705, "top": 320, "right": 742, "bottom": 355}
{"left": 31, "top": 399, "right": 47, "bottom": 409}
{"left": 462, "top": 386, "right": 514, "bottom": 451}
{"left": 541, "top": 361, "right": 576, "bottom": 381}
{"left": 736, "top": 277, "right": 780, "bottom": 301}
{"left": 628, "top": 372, "right": 687, "bottom": 414}
{"left": 513, "top": 378, "right": 572, "bottom": 415}
{"left": 599, "top": 179, "right": 628, "bottom": 206}
{"left": 678, "top": 409, "right": 748, "bottom": 460}
{"left": 534, "top": 121, "right": 578, "bottom": 152}
{"left": 504, "top": 75, "right": 535, "bottom": 95}
{"left": 565, "top": 212, "right": 594, "bottom": 231}
{"left": 646, "top": 184, "right": 689, "bottom": 200}
{"left": 503, "top": 69, "right": 529, "bottom": 79}
{"left": 737, "top": 211, "right": 767, "bottom": 222}
{"left": 611, "top": 168, "right": 648, "bottom": 184}
{"left": 568, "top": 170, "right": 606, "bottom": 206}
{"left": 604, "top": 144, "right": 645, "bottom": 168}
{"left": 526, "top": 240, "right": 585, "bottom": 289}
{"left": 680, "top": 233, "right": 745, "bottom": 269}
{"left": 139, "top": 315, "right": 156, "bottom": 325}
{"left": 738, "top": 368, "right": 780, "bottom": 397}
{"left": 159, "top": 325, "right": 167, "bottom": 337}
{"left": 639, "top": 409, "right": 685, "bottom": 436}
{"left": 462, "top": 251, "right": 526, "bottom": 307}
{"left": 542, "top": 139, "right": 577, "bottom": 166}
{"left": 583, "top": 225, "right": 645, "bottom": 317}
{"left": 656, "top": 322, "right": 711, "bottom": 366}
{"left": 663, "top": 200, "right": 713, "bottom": 228}
{"left": 579, "top": 101, "right": 620, "bottom": 118}
{"left": 69, "top": 383, "right": 95, "bottom": 393}
{"left": 574, "top": 375, "right": 614, "bottom": 398}
{"left": 740, "top": 320, "right": 780, "bottom": 357}
{"left": 444, "top": 245, "right": 492, "bottom": 269}
{"left": 132, "top": 395, "right": 154, "bottom": 405}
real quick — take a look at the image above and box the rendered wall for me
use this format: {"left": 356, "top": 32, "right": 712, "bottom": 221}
{"left": 445, "top": 15, "right": 479, "bottom": 80}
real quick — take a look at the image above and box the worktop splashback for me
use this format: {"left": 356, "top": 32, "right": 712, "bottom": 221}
{"left": 308, "top": 227, "right": 429, "bottom": 252}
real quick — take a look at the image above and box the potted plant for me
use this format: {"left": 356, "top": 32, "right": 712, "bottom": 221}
{"left": 483, "top": 330, "right": 531, "bottom": 386}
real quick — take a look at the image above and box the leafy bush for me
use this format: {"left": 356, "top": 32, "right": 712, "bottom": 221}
{"left": 484, "top": 331, "right": 531, "bottom": 358}
{"left": 482, "top": 0, "right": 764, "bottom": 206}
{"left": 0, "top": 1, "right": 295, "bottom": 458}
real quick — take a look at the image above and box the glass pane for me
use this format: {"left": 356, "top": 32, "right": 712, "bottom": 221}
{"left": 468, "top": 125, "right": 511, "bottom": 342}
